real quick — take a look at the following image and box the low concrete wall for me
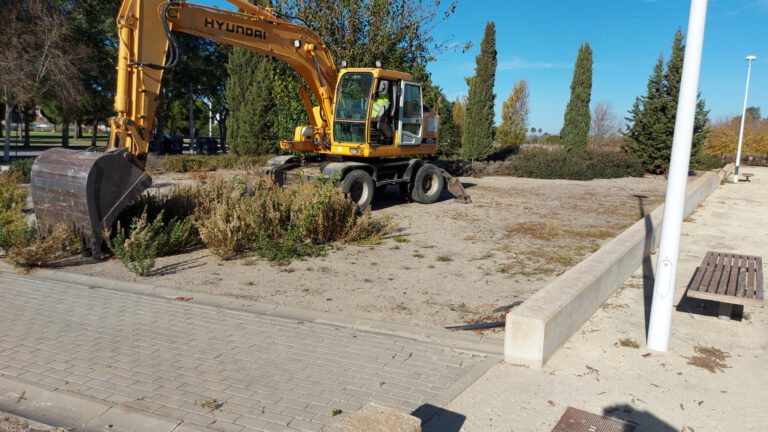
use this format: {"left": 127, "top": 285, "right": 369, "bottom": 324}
{"left": 504, "top": 167, "right": 729, "bottom": 368}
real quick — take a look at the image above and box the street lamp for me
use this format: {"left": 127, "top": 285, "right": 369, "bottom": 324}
{"left": 734, "top": 55, "right": 757, "bottom": 183}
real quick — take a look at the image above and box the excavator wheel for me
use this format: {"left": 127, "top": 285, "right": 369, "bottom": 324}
{"left": 341, "top": 169, "right": 375, "bottom": 211}
{"left": 410, "top": 164, "right": 445, "bottom": 204}
{"left": 30, "top": 147, "right": 152, "bottom": 257}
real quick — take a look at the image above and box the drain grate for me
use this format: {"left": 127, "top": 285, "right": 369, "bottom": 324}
{"left": 552, "top": 407, "right": 635, "bottom": 432}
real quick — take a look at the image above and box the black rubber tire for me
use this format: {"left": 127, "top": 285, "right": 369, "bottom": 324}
{"left": 398, "top": 183, "right": 412, "bottom": 202}
{"left": 410, "top": 164, "right": 445, "bottom": 204}
{"left": 341, "top": 169, "right": 375, "bottom": 211}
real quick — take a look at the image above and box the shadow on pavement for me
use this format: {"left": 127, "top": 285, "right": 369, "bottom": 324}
{"left": 604, "top": 404, "right": 678, "bottom": 432}
{"left": 633, "top": 194, "right": 656, "bottom": 337}
{"left": 415, "top": 403, "right": 466, "bottom": 432}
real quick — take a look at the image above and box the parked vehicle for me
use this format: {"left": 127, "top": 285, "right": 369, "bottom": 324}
{"left": 193, "top": 137, "right": 219, "bottom": 155}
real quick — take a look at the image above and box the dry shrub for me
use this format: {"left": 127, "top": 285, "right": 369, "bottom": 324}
{"left": 0, "top": 173, "right": 34, "bottom": 252}
{"left": 6, "top": 224, "right": 80, "bottom": 269}
{"left": 193, "top": 175, "right": 388, "bottom": 263}
{"left": 197, "top": 199, "right": 252, "bottom": 260}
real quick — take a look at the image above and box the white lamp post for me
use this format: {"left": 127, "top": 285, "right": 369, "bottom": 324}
{"left": 734, "top": 55, "right": 757, "bottom": 183}
{"left": 647, "top": 0, "right": 708, "bottom": 352}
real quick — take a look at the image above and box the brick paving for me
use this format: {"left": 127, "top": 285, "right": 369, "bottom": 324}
{"left": 0, "top": 272, "right": 492, "bottom": 431}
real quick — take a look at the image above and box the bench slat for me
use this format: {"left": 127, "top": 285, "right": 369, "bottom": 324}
{"left": 726, "top": 255, "right": 740, "bottom": 297}
{"left": 736, "top": 257, "right": 755, "bottom": 298}
{"left": 717, "top": 254, "right": 733, "bottom": 296}
{"left": 694, "top": 252, "right": 717, "bottom": 293}
{"left": 688, "top": 252, "right": 711, "bottom": 292}
{"left": 707, "top": 253, "right": 726, "bottom": 294}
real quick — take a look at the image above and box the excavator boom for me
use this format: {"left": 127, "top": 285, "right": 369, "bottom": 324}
{"left": 31, "top": 0, "right": 339, "bottom": 255}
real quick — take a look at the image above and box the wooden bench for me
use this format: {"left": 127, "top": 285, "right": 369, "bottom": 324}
{"left": 742, "top": 172, "right": 754, "bottom": 182}
{"left": 687, "top": 251, "right": 764, "bottom": 320}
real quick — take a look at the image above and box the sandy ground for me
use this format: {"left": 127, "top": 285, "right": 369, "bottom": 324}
{"left": 49, "top": 172, "right": 670, "bottom": 330}
{"left": 424, "top": 167, "right": 768, "bottom": 432}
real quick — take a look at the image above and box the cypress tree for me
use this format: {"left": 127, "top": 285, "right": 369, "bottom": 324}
{"left": 225, "top": 49, "right": 277, "bottom": 155}
{"left": 624, "top": 29, "right": 710, "bottom": 172}
{"left": 461, "top": 21, "right": 497, "bottom": 161}
{"left": 560, "top": 43, "right": 593, "bottom": 152}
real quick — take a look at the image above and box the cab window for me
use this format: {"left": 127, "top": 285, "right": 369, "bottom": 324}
{"left": 334, "top": 72, "right": 373, "bottom": 143}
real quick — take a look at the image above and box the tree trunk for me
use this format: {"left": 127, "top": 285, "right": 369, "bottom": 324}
{"left": 3, "top": 95, "right": 12, "bottom": 163}
{"left": 188, "top": 84, "right": 195, "bottom": 153}
{"left": 62, "top": 116, "right": 70, "bottom": 148}
{"left": 91, "top": 120, "right": 98, "bottom": 146}
{"left": 23, "top": 113, "right": 31, "bottom": 147}
{"left": 154, "top": 90, "right": 165, "bottom": 152}
{"left": 218, "top": 114, "right": 227, "bottom": 153}
{"left": 76, "top": 121, "right": 83, "bottom": 138}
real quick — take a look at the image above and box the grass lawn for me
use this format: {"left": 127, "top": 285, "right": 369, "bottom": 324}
{"left": 2, "top": 130, "right": 108, "bottom": 147}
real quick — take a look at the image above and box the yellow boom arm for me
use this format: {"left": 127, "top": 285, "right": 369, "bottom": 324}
{"left": 109, "top": 0, "right": 337, "bottom": 167}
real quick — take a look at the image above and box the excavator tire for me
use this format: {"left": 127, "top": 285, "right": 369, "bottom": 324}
{"left": 341, "top": 169, "right": 374, "bottom": 211}
{"left": 410, "top": 163, "right": 444, "bottom": 204}
{"left": 30, "top": 147, "right": 152, "bottom": 257}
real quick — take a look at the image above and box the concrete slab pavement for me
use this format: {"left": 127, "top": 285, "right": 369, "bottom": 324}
{"left": 425, "top": 167, "right": 768, "bottom": 431}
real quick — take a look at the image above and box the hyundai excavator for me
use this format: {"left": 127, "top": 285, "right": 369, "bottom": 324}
{"left": 30, "top": 0, "right": 469, "bottom": 256}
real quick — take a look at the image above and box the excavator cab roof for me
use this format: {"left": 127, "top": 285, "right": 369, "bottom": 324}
{"left": 338, "top": 67, "right": 414, "bottom": 83}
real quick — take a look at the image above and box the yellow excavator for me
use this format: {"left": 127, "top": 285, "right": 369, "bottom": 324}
{"left": 30, "top": 0, "right": 469, "bottom": 256}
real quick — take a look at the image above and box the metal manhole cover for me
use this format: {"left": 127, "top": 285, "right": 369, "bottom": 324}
{"left": 552, "top": 407, "right": 635, "bottom": 432}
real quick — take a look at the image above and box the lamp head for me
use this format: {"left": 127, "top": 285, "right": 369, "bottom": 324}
{"left": 746, "top": 55, "right": 757, "bottom": 61}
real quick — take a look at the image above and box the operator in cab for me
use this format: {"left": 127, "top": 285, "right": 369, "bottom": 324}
{"left": 372, "top": 80, "right": 393, "bottom": 144}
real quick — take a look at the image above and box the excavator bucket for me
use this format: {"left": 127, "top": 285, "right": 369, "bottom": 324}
{"left": 30, "top": 148, "right": 152, "bottom": 256}
{"left": 442, "top": 170, "right": 472, "bottom": 204}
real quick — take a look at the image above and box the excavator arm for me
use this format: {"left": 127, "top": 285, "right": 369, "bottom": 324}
{"left": 30, "top": 0, "right": 338, "bottom": 255}
{"left": 111, "top": 0, "right": 338, "bottom": 164}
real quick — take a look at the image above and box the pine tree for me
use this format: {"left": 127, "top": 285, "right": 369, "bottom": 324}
{"left": 461, "top": 22, "right": 497, "bottom": 161}
{"left": 496, "top": 80, "right": 529, "bottom": 148}
{"left": 225, "top": 49, "right": 277, "bottom": 155}
{"left": 624, "top": 29, "right": 710, "bottom": 172}
{"left": 624, "top": 57, "right": 666, "bottom": 171}
{"left": 561, "top": 43, "right": 593, "bottom": 152}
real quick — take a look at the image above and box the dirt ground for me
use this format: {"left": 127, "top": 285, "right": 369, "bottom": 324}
{"left": 0, "top": 415, "right": 62, "bottom": 432}
{"left": 55, "top": 172, "right": 669, "bottom": 330}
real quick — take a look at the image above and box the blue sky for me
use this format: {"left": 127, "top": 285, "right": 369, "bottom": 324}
{"left": 199, "top": 0, "right": 767, "bottom": 134}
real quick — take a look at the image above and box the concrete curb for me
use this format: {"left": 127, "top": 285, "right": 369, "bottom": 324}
{"left": 0, "top": 410, "right": 62, "bottom": 431}
{"left": 504, "top": 167, "right": 730, "bottom": 368}
{"left": 0, "top": 266, "right": 503, "bottom": 356}
{"left": 0, "top": 374, "right": 181, "bottom": 432}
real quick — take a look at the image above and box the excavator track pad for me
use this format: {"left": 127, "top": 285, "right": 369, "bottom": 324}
{"left": 30, "top": 148, "right": 152, "bottom": 257}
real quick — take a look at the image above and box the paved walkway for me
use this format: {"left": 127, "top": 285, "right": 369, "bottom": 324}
{"left": 427, "top": 167, "right": 768, "bottom": 431}
{"left": 0, "top": 272, "right": 495, "bottom": 431}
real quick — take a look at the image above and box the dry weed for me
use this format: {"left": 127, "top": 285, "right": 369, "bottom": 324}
{"left": 506, "top": 221, "right": 563, "bottom": 241}
{"left": 6, "top": 224, "right": 80, "bottom": 269}
{"left": 685, "top": 346, "right": 730, "bottom": 373}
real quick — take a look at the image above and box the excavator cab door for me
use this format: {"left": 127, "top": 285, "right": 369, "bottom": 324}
{"left": 396, "top": 81, "right": 423, "bottom": 146}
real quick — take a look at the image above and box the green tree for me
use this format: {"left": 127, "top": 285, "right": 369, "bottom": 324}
{"left": 624, "top": 29, "right": 710, "bottom": 172}
{"left": 461, "top": 21, "right": 497, "bottom": 161}
{"left": 560, "top": 43, "right": 593, "bottom": 152}
{"left": 496, "top": 80, "right": 529, "bottom": 148}
{"left": 226, "top": 49, "right": 277, "bottom": 155}
{"left": 745, "top": 106, "right": 761, "bottom": 121}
